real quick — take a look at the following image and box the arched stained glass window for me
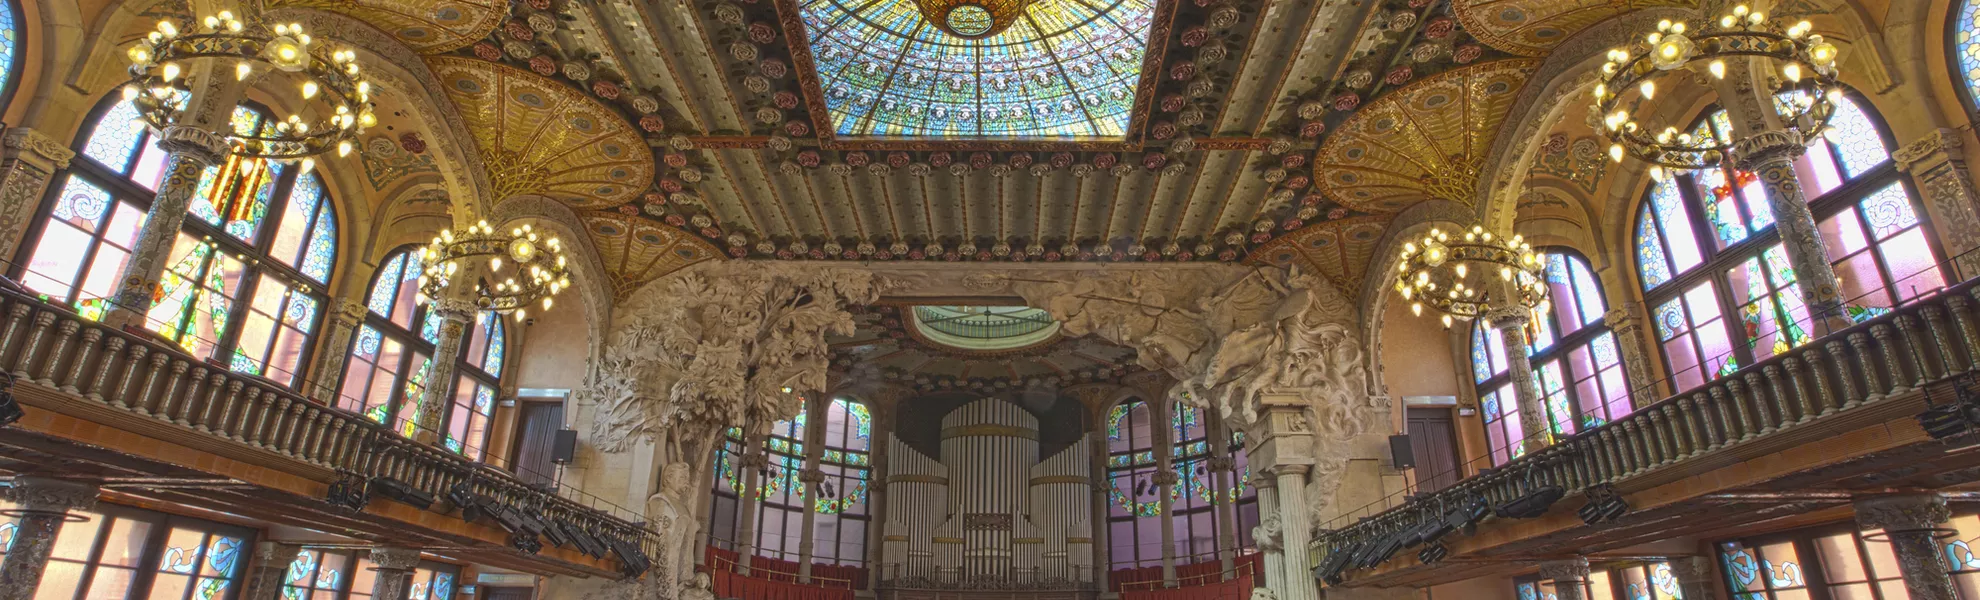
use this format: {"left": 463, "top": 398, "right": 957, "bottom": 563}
{"left": 1471, "top": 251, "right": 1633, "bottom": 467}
{"left": 14, "top": 94, "right": 336, "bottom": 388}
{"left": 706, "top": 397, "right": 873, "bottom": 567}
{"left": 336, "top": 248, "right": 504, "bottom": 459}
{"left": 1104, "top": 400, "right": 1257, "bottom": 569}
{"left": 1632, "top": 93, "right": 1944, "bottom": 392}
{"left": 0, "top": 0, "right": 21, "bottom": 110}
{"left": 1106, "top": 400, "right": 1163, "bottom": 567}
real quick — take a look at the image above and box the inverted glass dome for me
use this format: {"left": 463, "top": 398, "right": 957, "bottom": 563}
{"left": 909, "top": 305, "right": 1062, "bottom": 351}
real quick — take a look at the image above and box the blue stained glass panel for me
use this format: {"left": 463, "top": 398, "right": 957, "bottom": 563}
{"left": 1637, "top": 203, "right": 1673, "bottom": 289}
{"left": 1826, "top": 97, "right": 1890, "bottom": 178}
{"left": 52, "top": 177, "right": 112, "bottom": 230}
{"left": 482, "top": 318, "right": 505, "bottom": 376}
{"left": 1859, "top": 183, "right": 1920, "bottom": 240}
{"left": 368, "top": 254, "right": 406, "bottom": 316}
{"left": 800, "top": 0, "right": 1153, "bottom": 138}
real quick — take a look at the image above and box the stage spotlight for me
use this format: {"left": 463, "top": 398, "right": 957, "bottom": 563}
{"left": 325, "top": 473, "right": 369, "bottom": 511}
{"left": 1577, "top": 484, "right": 1631, "bottom": 525}
{"left": 368, "top": 477, "right": 434, "bottom": 510}
{"left": 1494, "top": 469, "right": 1566, "bottom": 519}
{"left": 541, "top": 519, "right": 573, "bottom": 548}
{"left": 1417, "top": 542, "right": 1449, "bottom": 565}
{"left": 0, "top": 372, "right": 23, "bottom": 427}
{"left": 1920, "top": 379, "right": 1980, "bottom": 440}
{"left": 608, "top": 535, "right": 652, "bottom": 577}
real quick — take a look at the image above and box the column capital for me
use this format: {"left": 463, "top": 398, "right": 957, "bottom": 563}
{"left": 1854, "top": 493, "right": 1951, "bottom": 533}
{"left": 334, "top": 299, "right": 369, "bottom": 322}
{"left": 1538, "top": 557, "right": 1591, "bottom": 583}
{"left": 427, "top": 298, "right": 480, "bottom": 321}
{"left": 1484, "top": 306, "right": 1531, "bottom": 329}
{"left": 1894, "top": 128, "right": 1963, "bottom": 172}
{"left": 1, "top": 128, "right": 74, "bottom": 169}
{"left": 1206, "top": 456, "right": 1236, "bottom": 472}
{"left": 1732, "top": 129, "right": 1809, "bottom": 169}
{"left": 1250, "top": 471, "right": 1277, "bottom": 489}
{"left": 155, "top": 125, "right": 229, "bottom": 166}
{"left": 1149, "top": 470, "right": 1180, "bottom": 485}
{"left": 1271, "top": 464, "right": 1311, "bottom": 477}
{"left": 798, "top": 468, "right": 827, "bottom": 484}
{"left": 368, "top": 547, "right": 422, "bottom": 570}
{"left": 738, "top": 451, "right": 770, "bottom": 470}
{"left": 3, "top": 477, "right": 98, "bottom": 512}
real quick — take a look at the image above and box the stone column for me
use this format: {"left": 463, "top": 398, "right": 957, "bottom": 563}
{"left": 102, "top": 126, "right": 230, "bottom": 329}
{"left": 1540, "top": 557, "right": 1591, "bottom": 600}
{"left": 1854, "top": 493, "right": 1957, "bottom": 600}
{"left": 1089, "top": 430, "right": 1113, "bottom": 591}
{"left": 0, "top": 477, "right": 99, "bottom": 600}
{"left": 1894, "top": 128, "right": 1980, "bottom": 281}
{"left": 795, "top": 395, "right": 828, "bottom": 583}
{"left": 1733, "top": 130, "right": 1851, "bottom": 333}
{"left": 1273, "top": 465, "right": 1318, "bottom": 600}
{"left": 1665, "top": 555, "right": 1720, "bottom": 600}
{"left": 1207, "top": 454, "right": 1238, "bottom": 578}
{"left": 0, "top": 129, "right": 77, "bottom": 263}
{"left": 240, "top": 542, "right": 302, "bottom": 600}
{"left": 310, "top": 300, "right": 368, "bottom": 406}
{"left": 1251, "top": 471, "right": 1281, "bottom": 592}
{"left": 1152, "top": 398, "right": 1179, "bottom": 586}
{"left": 733, "top": 448, "right": 769, "bottom": 576}
{"left": 413, "top": 299, "right": 476, "bottom": 444}
{"left": 863, "top": 393, "right": 899, "bottom": 589}
{"left": 366, "top": 547, "right": 422, "bottom": 600}
{"left": 1604, "top": 302, "right": 1663, "bottom": 402}
{"left": 1489, "top": 307, "right": 1552, "bottom": 453}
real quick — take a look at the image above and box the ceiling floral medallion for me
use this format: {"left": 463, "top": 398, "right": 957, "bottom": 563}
{"left": 427, "top": 56, "right": 653, "bottom": 209}
{"left": 268, "top": 0, "right": 507, "bottom": 54}
{"left": 1451, "top": 0, "right": 1693, "bottom": 57}
{"left": 1277, "top": 0, "right": 1502, "bottom": 146}
{"left": 581, "top": 210, "right": 721, "bottom": 300}
{"left": 1311, "top": 59, "right": 1538, "bottom": 213}
{"left": 1247, "top": 214, "right": 1391, "bottom": 297}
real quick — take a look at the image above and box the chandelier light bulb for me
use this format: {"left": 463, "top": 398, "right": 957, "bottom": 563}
{"left": 161, "top": 62, "right": 181, "bottom": 82}
{"left": 1782, "top": 63, "right": 1802, "bottom": 83}
{"left": 1639, "top": 80, "right": 1655, "bottom": 100}
{"left": 337, "top": 140, "right": 352, "bottom": 157}
{"left": 302, "top": 81, "right": 319, "bottom": 99}
{"left": 1609, "top": 144, "right": 1625, "bottom": 163}
{"left": 1720, "top": 15, "right": 1736, "bottom": 28}
{"left": 1708, "top": 59, "right": 1725, "bottom": 79}
{"left": 1733, "top": 4, "right": 1749, "bottom": 17}
{"left": 490, "top": 257, "right": 503, "bottom": 271}
{"left": 121, "top": 85, "right": 140, "bottom": 101}
{"left": 158, "top": 20, "right": 179, "bottom": 37}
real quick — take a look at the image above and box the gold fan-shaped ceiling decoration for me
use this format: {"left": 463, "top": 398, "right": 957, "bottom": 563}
{"left": 1452, "top": 0, "right": 1693, "bottom": 57}
{"left": 1311, "top": 59, "right": 1539, "bottom": 213}
{"left": 270, "top": 0, "right": 507, "bottom": 54}
{"left": 427, "top": 56, "right": 653, "bottom": 210}
{"left": 1247, "top": 215, "right": 1391, "bottom": 298}
{"left": 581, "top": 211, "right": 721, "bottom": 300}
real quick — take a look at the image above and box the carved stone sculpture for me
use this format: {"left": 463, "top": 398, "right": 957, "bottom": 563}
{"left": 647, "top": 461, "right": 700, "bottom": 594}
{"left": 680, "top": 572, "right": 716, "bottom": 600}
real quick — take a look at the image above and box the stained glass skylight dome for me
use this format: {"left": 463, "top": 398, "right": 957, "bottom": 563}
{"left": 910, "top": 306, "right": 1062, "bottom": 351}
{"left": 799, "top": 0, "right": 1155, "bottom": 138}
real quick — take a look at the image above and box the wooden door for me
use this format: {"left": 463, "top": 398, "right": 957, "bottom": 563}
{"left": 511, "top": 400, "right": 564, "bottom": 486}
{"left": 1406, "top": 407, "right": 1462, "bottom": 494}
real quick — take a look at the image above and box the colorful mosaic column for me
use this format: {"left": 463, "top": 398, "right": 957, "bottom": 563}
{"left": 1489, "top": 307, "right": 1551, "bottom": 453}
{"left": 366, "top": 547, "right": 422, "bottom": 600}
{"left": 0, "top": 477, "right": 98, "bottom": 600}
{"left": 241, "top": 542, "right": 302, "bottom": 600}
{"left": 1854, "top": 494, "right": 1957, "bottom": 600}
{"left": 1734, "top": 130, "right": 1851, "bottom": 332}
{"left": 1894, "top": 128, "right": 1980, "bottom": 281}
{"left": 412, "top": 298, "right": 475, "bottom": 444}
{"left": 0, "top": 129, "right": 76, "bottom": 262}
{"left": 1540, "top": 557, "right": 1591, "bottom": 600}
{"left": 309, "top": 300, "right": 368, "bottom": 405}
{"left": 1250, "top": 471, "right": 1281, "bottom": 592}
{"left": 103, "top": 126, "right": 229, "bottom": 329}
{"left": 1604, "top": 302, "right": 1664, "bottom": 401}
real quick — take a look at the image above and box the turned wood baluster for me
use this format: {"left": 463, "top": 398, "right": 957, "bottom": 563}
{"left": 82, "top": 337, "right": 126, "bottom": 402}
{"left": 1799, "top": 349, "right": 1840, "bottom": 416}
{"left": 1661, "top": 404, "right": 1693, "bottom": 458}
{"left": 58, "top": 328, "right": 102, "bottom": 394}
{"left": 1824, "top": 341, "right": 1861, "bottom": 407}
{"left": 1870, "top": 324, "right": 1912, "bottom": 395}
{"left": 11, "top": 311, "right": 55, "bottom": 377}
{"left": 128, "top": 352, "right": 169, "bottom": 413}
{"left": 0, "top": 303, "right": 32, "bottom": 362}
{"left": 1947, "top": 295, "right": 1980, "bottom": 372}
{"left": 273, "top": 402, "right": 306, "bottom": 455}
{"left": 107, "top": 345, "right": 151, "bottom": 409}
{"left": 1898, "top": 314, "right": 1940, "bottom": 383}
{"left": 172, "top": 370, "right": 210, "bottom": 425}
{"left": 34, "top": 319, "right": 78, "bottom": 386}
{"left": 1762, "top": 365, "right": 1798, "bottom": 427}
{"left": 244, "top": 390, "right": 274, "bottom": 446}
{"left": 1691, "top": 394, "right": 1723, "bottom": 449}
{"left": 1782, "top": 358, "right": 1819, "bottom": 423}
{"left": 304, "top": 413, "right": 333, "bottom": 463}
{"left": 1922, "top": 306, "right": 1966, "bottom": 375}
{"left": 150, "top": 360, "right": 189, "bottom": 417}
{"left": 1644, "top": 411, "right": 1671, "bottom": 465}
{"left": 206, "top": 380, "right": 245, "bottom": 436}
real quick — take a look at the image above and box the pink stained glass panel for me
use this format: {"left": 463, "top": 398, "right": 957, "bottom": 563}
{"left": 1880, "top": 228, "right": 1946, "bottom": 303}
{"left": 22, "top": 222, "right": 92, "bottom": 298}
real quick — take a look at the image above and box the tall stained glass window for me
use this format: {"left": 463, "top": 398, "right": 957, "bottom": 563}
{"left": 799, "top": 0, "right": 1155, "bottom": 137}
{"left": 1469, "top": 251, "right": 1632, "bottom": 467}
{"left": 14, "top": 94, "right": 337, "bottom": 388}
{"left": 1632, "top": 93, "right": 1941, "bottom": 393}
{"left": 706, "top": 396, "right": 873, "bottom": 568}
{"left": 1718, "top": 524, "right": 1915, "bottom": 600}
{"left": 24, "top": 503, "right": 255, "bottom": 600}
{"left": 336, "top": 247, "right": 504, "bottom": 460}
{"left": 0, "top": 0, "right": 20, "bottom": 108}
{"left": 1106, "top": 399, "right": 1163, "bottom": 568}
{"left": 1104, "top": 399, "right": 1257, "bottom": 569}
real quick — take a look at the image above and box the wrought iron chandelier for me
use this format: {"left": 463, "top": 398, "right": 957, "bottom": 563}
{"left": 1392, "top": 225, "right": 1548, "bottom": 328}
{"left": 1590, "top": 5, "right": 1841, "bottom": 179}
{"left": 419, "top": 221, "right": 572, "bottom": 319}
{"left": 124, "top": 10, "right": 375, "bottom": 161}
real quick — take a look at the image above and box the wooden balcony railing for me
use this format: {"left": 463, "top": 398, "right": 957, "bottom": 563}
{"left": 0, "top": 282, "right": 658, "bottom": 576}
{"left": 1317, "top": 276, "right": 1980, "bottom": 584}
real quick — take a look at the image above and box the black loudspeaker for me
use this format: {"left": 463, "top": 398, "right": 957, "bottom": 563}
{"left": 551, "top": 429, "right": 578, "bottom": 464}
{"left": 1389, "top": 434, "right": 1415, "bottom": 469}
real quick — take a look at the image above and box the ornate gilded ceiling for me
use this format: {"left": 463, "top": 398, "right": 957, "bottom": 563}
{"left": 1310, "top": 59, "right": 1538, "bottom": 213}
{"left": 270, "top": 0, "right": 508, "bottom": 54}
{"left": 283, "top": 0, "right": 1667, "bottom": 297}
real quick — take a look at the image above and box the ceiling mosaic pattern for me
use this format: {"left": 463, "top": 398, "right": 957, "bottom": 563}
{"left": 1311, "top": 59, "right": 1538, "bottom": 213}
{"left": 272, "top": 0, "right": 507, "bottom": 54}
{"left": 1451, "top": 0, "right": 1692, "bottom": 57}
{"left": 799, "top": 0, "right": 1156, "bottom": 138}
{"left": 427, "top": 57, "right": 653, "bottom": 209}
{"left": 1247, "top": 215, "right": 1390, "bottom": 297}
{"left": 580, "top": 211, "right": 722, "bottom": 298}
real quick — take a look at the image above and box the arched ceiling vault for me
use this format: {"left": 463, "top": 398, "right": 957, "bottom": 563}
{"left": 268, "top": 0, "right": 507, "bottom": 54}
{"left": 1309, "top": 59, "right": 1539, "bottom": 214}
{"left": 1453, "top": 0, "right": 1693, "bottom": 57}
